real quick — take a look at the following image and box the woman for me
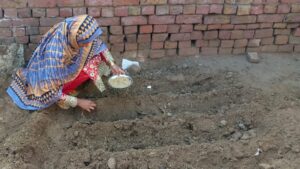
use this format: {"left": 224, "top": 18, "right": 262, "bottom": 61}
{"left": 7, "top": 15, "right": 124, "bottom": 112}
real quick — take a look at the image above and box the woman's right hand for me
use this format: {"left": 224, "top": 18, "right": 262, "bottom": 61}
{"left": 77, "top": 98, "right": 96, "bottom": 112}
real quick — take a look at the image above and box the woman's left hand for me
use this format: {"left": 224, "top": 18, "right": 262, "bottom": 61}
{"left": 111, "top": 64, "right": 125, "bottom": 75}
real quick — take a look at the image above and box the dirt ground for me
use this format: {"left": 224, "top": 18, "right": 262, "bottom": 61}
{"left": 0, "top": 53, "right": 300, "bottom": 169}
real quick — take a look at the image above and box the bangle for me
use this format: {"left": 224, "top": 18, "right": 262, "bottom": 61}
{"left": 65, "top": 96, "right": 78, "bottom": 108}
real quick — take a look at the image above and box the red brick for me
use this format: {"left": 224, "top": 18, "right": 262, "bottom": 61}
{"left": 260, "top": 23, "right": 273, "bottom": 28}
{"left": 275, "top": 35, "right": 289, "bottom": 44}
{"left": 32, "top": 8, "right": 46, "bottom": 17}
{"left": 167, "top": 24, "right": 180, "bottom": 33}
{"left": 221, "top": 24, "right": 234, "bottom": 29}
{"left": 96, "top": 17, "right": 120, "bottom": 26}
{"left": 126, "top": 34, "right": 137, "bottom": 42}
{"left": 140, "top": 0, "right": 167, "bottom": 4}
{"left": 247, "top": 24, "right": 260, "bottom": 29}
{"left": 57, "top": 0, "right": 85, "bottom": 7}
{"left": 246, "top": 47, "right": 260, "bottom": 53}
{"left": 139, "top": 42, "right": 151, "bottom": 50}
{"left": 13, "top": 18, "right": 39, "bottom": 27}
{"left": 287, "top": 23, "right": 299, "bottom": 29}
{"left": 179, "top": 47, "right": 199, "bottom": 56}
{"left": 47, "top": 8, "right": 59, "bottom": 17}
{"left": 73, "top": 7, "right": 87, "bottom": 15}
{"left": 219, "top": 30, "right": 231, "bottom": 40}
{"left": 277, "top": 44, "right": 293, "bottom": 52}
{"left": 231, "top": 16, "right": 256, "bottom": 24}
{"left": 111, "top": 43, "right": 124, "bottom": 52}
{"left": 125, "top": 43, "right": 138, "bottom": 50}
{"left": 250, "top": 5, "right": 263, "bottom": 14}
{"left": 224, "top": 5, "right": 237, "bottom": 14}
{"left": 204, "top": 15, "right": 230, "bottom": 24}
{"left": 292, "top": 4, "right": 300, "bottom": 12}
{"left": 13, "top": 27, "right": 25, "bottom": 36}
{"left": 18, "top": 8, "right": 31, "bottom": 18}
{"left": 151, "top": 41, "right": 164, "bottom": 49}
{"left": 170, "top": 33, "right": 191, "bottom": 41}
{"left": 194, "top": 24, "right": 207, "bottom": 31}
{"left": 164, "top": 41, "right": 177, "bottom": 48}
{"left": 209, "top": 40, "right": 220, "bottom": 47}
{"left": 234, "top": 39, "right": 248, "bottom": 47}
{"left": 277, "top": 4, "right": 290, "bottom": 13}
{"left": 221, "top": 40, "right": 234, "bottom": 48}
{"left": 261, "top": 37, "right": 274, "bottom": 45}
{"left": 28, "top": 0, "right": 56, "bottom": 8}
{"left": 284, "top": 14, "right": 300, "bottom": 23}
{"left": 178, "top": 41, "right": 191, "bottom": 48}
{"left": 109, "top": 35, "right": 124, "bottom": 43}
{"left": 183, "top": 4, "right": 196, "bottom": 14}
{"left": 289, "top": 36, "right": 300, "bottom": 44}
{"left": 195, "top": 40, "right": 208, "bottom": 47}
{"left": 138, "top": 34, "right": 151, "bottom": 43}
{"left": 114, "top": 7, "right": 128, "bottom": 17}
{"left": 169, "top": 5, "right": 182, "bottom": 15}
{"left": 154, "top": 25, "right": 168, "bottom": 33}
{"left": 150, "top": 49, "right": 165, "bottom": 58}
{"left": 258, "top": 14, "right": 284, "bottom": 23}
{"left": 16, "top": 36, "right": 29, "bottom": 44}
{"left": 166, "top": 49, "right": 177, "bottom": 56}
{"left": 124, "top": 26, "right": 137, "bottom": 34}
{"left": 208, "top": 24, "right": 221, "bottom": 30}
{"left": 152, "top": 33, "right": 168, "bottom": 41}
{"left": 140, "top": 25, "right": 153, "bottom": 33}
{"left": 39, "top": 27, "right": 51, "bottom": 34}
{"left": 30, "top": 35, "right": 42, "bottom": 43}
{"left": 264, "top": 5, "right": 277, "bottom": 14}
{"left": 26, "top": 27, "right": 39, "bottom": 35}
{"left": 110, "top": 26, "right": 123, "bottom": 35}
{"left": 85, "top": 0, "right": 112, "bottom": 6}
{"left": 255, "top": 29, "right": 273, "bottom": 38}
{"left": 113, "top": 0, "right": 139, "bottom": 6}
{"left": 0, "top": 0, "right": 27, "bottom": 8}
{"left": 60, "top": 8, "right": 73, "bottom": 17}
{"left": 180, "top": 24, "right": 193, "bottom": 32}
{"left": 204, "top": 31, "right": 218, "bottom": 40}
{"left": 88, "top": 7, "right": 101, "bottom": 17}
{"left": 277, "top": 0, "right": 300, "bottom": 3}
{"left": 237, "top": 5, "right": 251, "bottom": 15}
{"left": 274, "top": 29, "right": 291, "bottom": 35}
{"left": 209, "top": 4, "right": 223, "bottom": 14}
{"left": 273, "top": 23, "right": 287, "bottom": 29}
{"left": 176, "top": 15, "right": 202, "bottom": 24}
{"left": 102, "top": 7, "right": 114, "bottom": 17}
{"left": 156, "top": 5, "right": 169, "bottom": 15}
{"left": 231, "top": 30, "right": 244, "bottom": 39}
{"left": 201, "top": 47, "right": 218, "bottom": 55}
{"left": 142, "top": 6, "right": 155, "bottom": 15}
{"left": 191, "top": 31, "right": 203, "bottom": 40}
{"left": 294, "top": 28, "right": 300, "bottom": 37}
{"left": 169, "top": 0, "right": 196, "bottom": 4}
{"left": 4, "top": 8, "right": 17, "bottom": 18}
{"left": 196, "top": 5, "right": 209, "bottom": 14}
{"left": 128, "top": 6, "right": 141, "bottom": 16}
{"left": 232, "top": 48, "right": 245, "bottom": 55}
{"left": 244, "top": 30, "right": 255, "bottom": 38}
{"left": 218, "top": 48, "right": 232, "bottom": 54}
{"left": 294, "top": 45, "right": 300, "bottom": 52}
{"left": 122, "top": 16, "right": 147, "bottom": 25}
{"left": 149, "top": 15, "right": 175, "bottom": 24}
{"left": 0, "top": 28, "right": 11, "bottom": 37}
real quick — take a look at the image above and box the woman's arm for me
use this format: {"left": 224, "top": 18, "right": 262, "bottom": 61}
{"left": 57, "top": 94, "right": 96, "bottom": 112}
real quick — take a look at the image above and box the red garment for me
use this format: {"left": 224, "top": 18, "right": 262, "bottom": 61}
{"left": 62, "top": 52, "right": 108, "bottom": 95}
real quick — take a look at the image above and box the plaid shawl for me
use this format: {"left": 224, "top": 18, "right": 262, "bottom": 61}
{"left": 7, "top": 15, "right": 103, "bottom": 110}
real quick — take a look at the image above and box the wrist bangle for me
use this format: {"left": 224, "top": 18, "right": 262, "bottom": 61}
{"left": 65, "top": 96, "right": 78, "bottom": 108}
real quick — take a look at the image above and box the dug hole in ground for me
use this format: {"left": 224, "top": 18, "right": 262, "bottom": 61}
{"left": 0, "top": 53, "right": 299, "bottom": 169}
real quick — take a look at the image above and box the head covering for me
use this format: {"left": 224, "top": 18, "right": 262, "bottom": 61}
{"left": 7, "top": 15, "right": 103, "bottom": 110}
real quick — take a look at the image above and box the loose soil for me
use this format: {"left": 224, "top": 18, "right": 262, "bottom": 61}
{"left": 0, "top": 53, "right": 299, "bottom": 169}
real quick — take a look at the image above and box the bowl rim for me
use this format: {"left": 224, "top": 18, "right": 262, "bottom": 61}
{"left": 108, "top": 74, "right": 133, "bottom": 89}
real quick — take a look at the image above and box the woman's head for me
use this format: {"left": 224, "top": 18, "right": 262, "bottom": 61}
{"left": 74, "top": 15, "right": 102, "bottom": 47}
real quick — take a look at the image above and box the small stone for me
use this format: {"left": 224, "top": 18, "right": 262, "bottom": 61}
{"left": 238, "top": 123, "right": 248, "bottom": 131}
{"left": 107, "top": 157, "right": 117, "bottom": 169}
{"left": 167, "top": 112, "right": 173, "bottom": 116}
{"left": 241, "top": 132, "right": 250, "bottom": 140}
{"left": 220, "top": 120, "right": 227, "bottom": 126}
{"left": 231, "top": 131, "right": 242, "bottom": 141}
{"left": 246, "top": 52, "right": 260, "bottom": 63}
{"left": 258, "top": 163, "right": 274, "bottom": 169}
{"left": 74, "top": 131, "right": 79, "bottom": 137}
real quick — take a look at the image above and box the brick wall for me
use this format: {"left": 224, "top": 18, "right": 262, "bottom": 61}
{"left": 0, "top": 0, "right": 300, "bottom": 60}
